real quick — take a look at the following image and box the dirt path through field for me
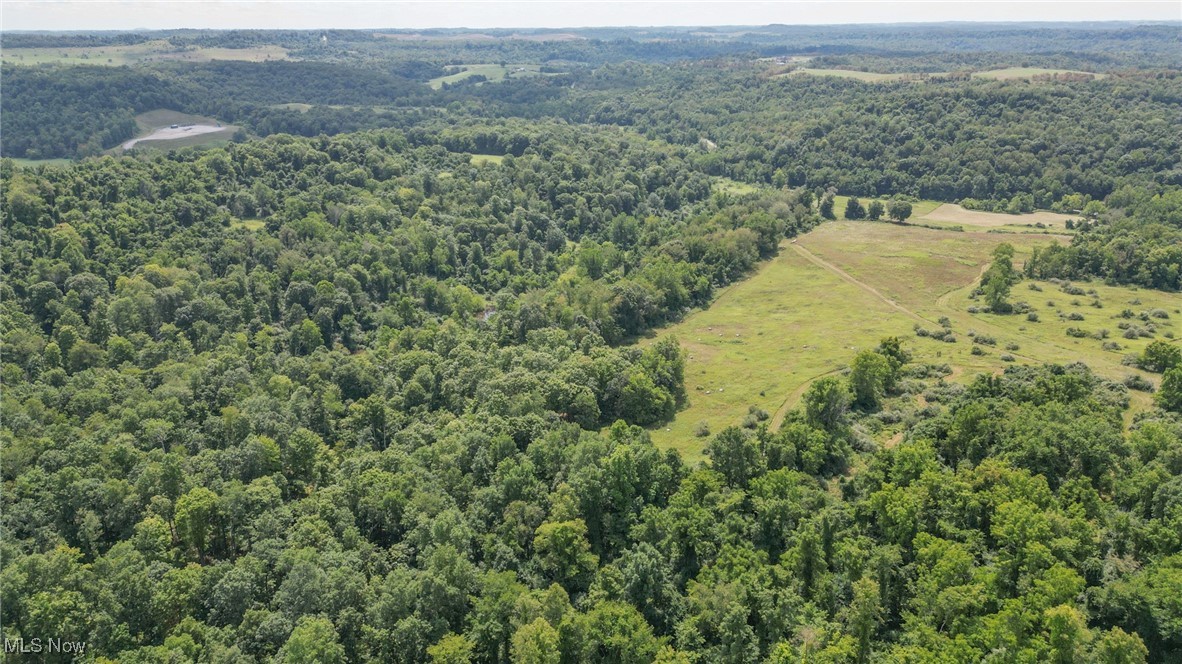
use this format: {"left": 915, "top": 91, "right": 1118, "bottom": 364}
{"left": 794, "top": 239, "right": 1051, "bottom": 366}
{"left": 790, "top": 243, "right": 927, "bottom": 324}
{"left": 769, "top": 367, "right": 843, "bottom": 430}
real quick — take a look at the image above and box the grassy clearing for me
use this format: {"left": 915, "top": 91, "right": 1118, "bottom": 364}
{"left": 714, "top": 178, "right": 762, "bottom": 196}
{"left": 647, "top": 221, "right": 1178, "bottom": 460}
{"left": 832, "top": 195, "right": 941, "bottom": 221}
{"left": 470, "top": 154, "right": 506, "bottom": 166}
{"left": 972, "top": 67, "right": 1104, "bottom": 80}
{"left": 229, "top": 219, "right": 267, "bottom": 231}
{"left": 8, "top": 157, "right": 73, "bottom": 168}
{"left": 1, "top": 40, "right": 289, "bottom": 66}
{"left": 428, "top": 63, "right": 546, "bottom": 89}
{"left": 648, "top": 238, "right": 908, "bottom": 460}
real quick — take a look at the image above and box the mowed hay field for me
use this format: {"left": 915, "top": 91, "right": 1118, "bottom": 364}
{"left": 919, "top": 203, "right": 1078, "bottom": 231}
{"left": 648, "top": 221, "right": 1180, "bottom": 460}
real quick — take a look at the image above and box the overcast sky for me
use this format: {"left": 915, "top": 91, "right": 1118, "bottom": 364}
{"left": 3, "top": 1, "right": 1179, "bottom": 31}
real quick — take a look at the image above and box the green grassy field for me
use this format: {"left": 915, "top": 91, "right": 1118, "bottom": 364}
{"left": 832, "top": 196, "right": 942, "bottom": 220}
{"left": 8, "top": 157, "right": 74, "bottom": 168}
{"left": 469, "top": 154, "right": 506, "bottom": 166}
{"left": 229, "top": 219, "right": 267, "bottom": 231}
{"left": 972, "top": 67, "right": 1104, "bottom": 80}
{"left": 647, "top": 221, "right": 1177, "bottom": 460}
{"left": 831, "top": 197, "right": 1076, "bottom": 233}
{"left": 1, "top": 40, "right": 289, "bottom": 66}
{"left": 428, "top": 63, "right": 548, "bottom": 89}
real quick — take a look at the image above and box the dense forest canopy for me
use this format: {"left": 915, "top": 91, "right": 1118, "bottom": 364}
{"left": 3, "top": 20, "right": 1182, "bottom": 664}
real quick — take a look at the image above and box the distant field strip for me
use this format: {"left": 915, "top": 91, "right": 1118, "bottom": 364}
{"left": 428, "top": 63, "right": 546, "bottom": 89}
{"left": 782, "top": 67, "right": 1102, "bottom": 84}
{"left": 972, "top": 67, "right": 1104, "bottom": 80}
{"left": 1, "top": 40, "right": 290, "bottom": 66}
{"left": 785, "top": 68, "right": 913, "bottom": 82}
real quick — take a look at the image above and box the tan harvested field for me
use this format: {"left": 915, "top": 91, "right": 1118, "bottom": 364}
{"left": 920, "top": 203, "right": 1078, "bottom": 230}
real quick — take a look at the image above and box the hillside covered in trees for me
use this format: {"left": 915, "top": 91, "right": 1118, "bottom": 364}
{"left": 3, "top": 20, "right": 1182, "bottom": 664}
{"left": 4, "top": 117, "right": 1182, "bottom": 662}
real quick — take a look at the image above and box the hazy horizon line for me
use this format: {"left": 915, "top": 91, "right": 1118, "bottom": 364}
{"left": 5, "top": 19, "right": 1180, "bottom": 34}
{"left": 5, "top": 1, "right": 1179, "bottom": 32}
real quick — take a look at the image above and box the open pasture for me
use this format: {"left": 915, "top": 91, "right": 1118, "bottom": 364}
{"left": 648, "top": 221, "right": 1178, "bottom": 459}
